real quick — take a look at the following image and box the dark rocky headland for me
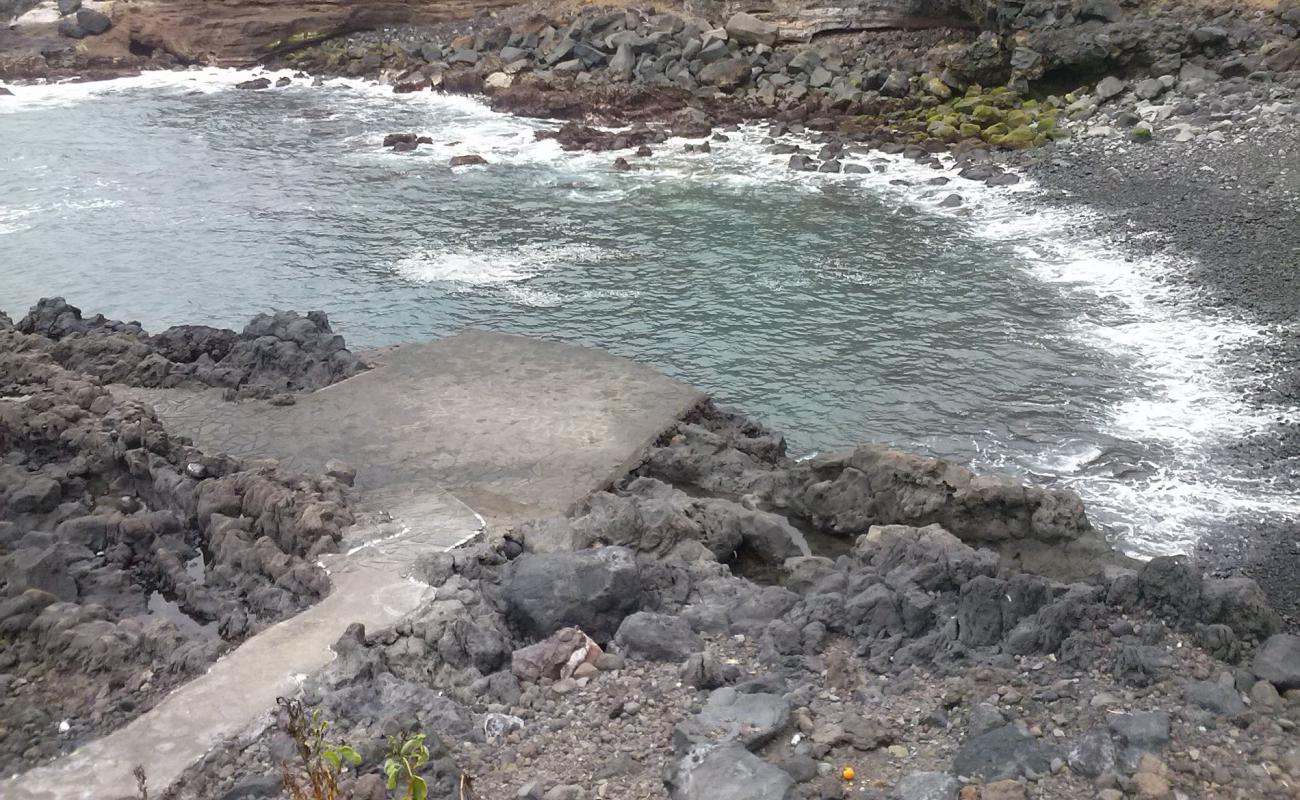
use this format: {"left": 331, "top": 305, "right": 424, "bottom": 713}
{"left": 0, "top": 301, "right": 364, "bottom": 770}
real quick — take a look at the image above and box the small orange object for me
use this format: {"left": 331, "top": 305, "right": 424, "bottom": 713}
{"left": 841, "top": 766, "right": 855, "bottom": 781}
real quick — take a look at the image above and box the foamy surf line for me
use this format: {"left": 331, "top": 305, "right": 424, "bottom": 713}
{"left": 602, "top": 124, "right": 1300, "bottom": 555}
{"left": 5, "top": 72, "right": 1294, "bottom": 556}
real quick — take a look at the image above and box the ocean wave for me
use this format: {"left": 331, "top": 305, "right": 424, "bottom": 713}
{"left": 390, "top": 242, "right": 609, "bottom": 288}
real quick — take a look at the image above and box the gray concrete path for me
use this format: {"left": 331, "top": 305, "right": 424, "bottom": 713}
{"left": 1, "top": 331, "right": 703, "bottom": 799}
{"left": 122, "top": 330, "right": 705, "bottom": 526}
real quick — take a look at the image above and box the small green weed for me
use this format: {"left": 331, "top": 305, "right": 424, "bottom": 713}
{"left": 383, "top": 732, "right": 430, "bottom": 800}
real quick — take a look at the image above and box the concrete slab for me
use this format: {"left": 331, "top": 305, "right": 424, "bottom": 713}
{"left": 0, "top": 331, "right": 703, "bottom": 798}
{"left": 122, "top": 330, "right": 707, "bottom": 526}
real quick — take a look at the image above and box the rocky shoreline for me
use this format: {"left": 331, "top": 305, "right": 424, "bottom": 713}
{"left": 154, "top": 403, "right": 1300, "bottom": 800}
{"left": 4, "top": 0, "right": 1300, "bottom": 794}
{"left": 2, "top": 302, "right": 1298, "bottom": 798}
{"left": 0, "top": 300, "right": 364, "bottom": 772}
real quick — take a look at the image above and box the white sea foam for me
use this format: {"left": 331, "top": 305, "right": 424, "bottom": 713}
{"left": 391, "top": 242, "right": 608, "bottom": 289}
{"left": 0, "top": 67, "right": 282, "bottom": 113}
{"left": 582, "top": 122, "right": 1300, "bottom": 555}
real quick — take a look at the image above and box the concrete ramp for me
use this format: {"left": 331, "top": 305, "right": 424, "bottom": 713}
{"left": 129, "top": 330, "right": 706, "bottom": 526}
{"left": 1, "top": 331, "right": 704, "bottom": 798}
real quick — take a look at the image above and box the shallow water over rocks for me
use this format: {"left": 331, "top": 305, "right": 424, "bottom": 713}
{"left": 1, "top": 69, "right": 1294, "bottom": 557}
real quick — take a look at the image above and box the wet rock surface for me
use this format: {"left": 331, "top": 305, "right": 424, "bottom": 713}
{"left": 160, "top": 404, "right": 1300, "bottom": 800}
{"left": 0, "top": 313, "right": 356, "bottom": 772}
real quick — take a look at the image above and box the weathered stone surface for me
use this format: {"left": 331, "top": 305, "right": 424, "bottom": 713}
{"left": 673, "top": 687, "right": 790, "bottom": 753}
{"left": 119, "top": 0, "right": 521, "bottom": 67}
{"left": 893, "top": 770, "right": 961, "bottom": 799}
{"left": 613, "top": 612, "right": 701, "bottom": 662}
{"left": 952, "top": 724, "right": 1059, "bottom": 780}
{"left": 1254, "top": 634, "right": 1300, "bottom": 691}
{"left": 503, "top": 547, "right": 641, "bottom": 643}
{"left": 724, "top": 12, "right": 777, "bottom": 47}
{"left": 1183, "top": 679, "right": 1245, "bottom": 715}
{"left": 667, "top": 743, "right": 794, "bottom": 800}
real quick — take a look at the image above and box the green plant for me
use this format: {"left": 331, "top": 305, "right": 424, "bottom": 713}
{"left": 277, "top": 697, "right": 361, "bottom": 800}
{"left": 383, "top": 732, "right": 431, "bottom": 800}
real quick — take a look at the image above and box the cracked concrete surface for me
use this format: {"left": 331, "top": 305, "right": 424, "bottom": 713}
{"left": 1, "top": 331, "right": 704, "bottom": 798}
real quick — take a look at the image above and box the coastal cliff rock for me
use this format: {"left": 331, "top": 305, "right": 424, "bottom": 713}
{"left": 117, "top": 0, "right": 519, "bottom": 66}
{"left": 14, "top": 298, "right": 367, "bottom": 399}
{"left": 0, "top": 0, "right": 519, "bottom": 78}
{"left": 0, "top": 324, "right": 356, "bottom": 769}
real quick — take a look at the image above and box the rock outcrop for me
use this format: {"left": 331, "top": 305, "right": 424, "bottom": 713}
{"left": 117, "top": 0, "right": 520, "bottom": 66}
{"left": 14, "top": 298, "right": 367, "bottom": 399}
{"left": 0, "top": 313, "right": 357, "bottom": 770}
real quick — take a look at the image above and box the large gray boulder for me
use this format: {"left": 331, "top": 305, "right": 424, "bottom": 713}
{"left": 502, "top": 546, "right": 641, "bottom": 643}
{"left": 7, "top": 475, "right": 62, "bottom": 514}
{"left": 613, "top": 612, "right": 700, "bottom": 662}
{"left": 724, "top": 12, "right": 777, "bottom": 46}
{"left": 668, "top": 743, "right": 794, "bottom": 800}
{"left": 1, "top": 546, "right": 78, "bottom": 602}
{"left": 1254, "top": 634, "right": 1300, "bottom": 691}
{"left": 698, "top": 58, "right": 751, "bottom": 92}
{"left": 952, "top": 724, "right": 1059, "bottom": 780}
{"left": 75, "top": 7, "right": 109, "bottom": 34}
{"left": 673, "top": 687, "right": 790, "bottom": 754}
{"left": 1183, "top": 679, "right": 1246, "bottom": 715}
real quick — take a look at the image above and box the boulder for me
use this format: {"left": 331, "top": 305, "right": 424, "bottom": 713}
{"left": 1198, "top": 577, "right": 1278, "bottom": 640}
{"left": 679, "top": 652, "right": 740, "bottom": 690}
{"left": 1079, "top": 0, "right": 1122, "bottom": 21}
{"left": 698, "top": 59, "right": 751, "bottom": 92}
{"left": 1066, "top": 728, "right": 1117, "bottom": 778}
{"left": 668, "top": 743, "right": 794, "bottom": 800}
{"left": 75, "top": 8, "right": 111, "bottom": 34}
{"left": 1107, "top": 712, "right": 1170, "bottom": 770}
{"left": 511, "top": 627, "right": 601, "bottom": 683}
{"left": 1253, "top": 634, "right": 1300, "bottom": 691}
{"left": 236, "top": 77, "right": 272, "bottom": 90}
{"left": 880, "top": 70, "right": 911, "bottom": 97}
{"left": 1134, "top": 78, "right": 1166, "bottom": 100}
{"left": 673, "top": 687, "right": 790, "bottom": 753}
{"left": 1183, "top": 679, "right": 1246, "bottom": 715}
{"left": 1095, "top": 76, "right": 1126, "bottom": 100}
{"left": 724, "top": 12, "right": 777, "bottom": 47}
{"left": 695, "top": 500, "right": 808, "bottom": 565}
{"left": 1, "top": 546, "right": 78, "bottom": 602}
{"left": 776, "top": 446, "right": 1092, "bottom": 546}
{"left": 8, "top": 475, "right": 62, "bottom": 514}
{"left": 893, "top": 770, "right": 961, "bottom": 799}
{"left": 952, "top": 724, "right": 1059, "bottom": 781}
{"left": 613, "top": 612, "right": 701, "bottom": 662}
{"left": 449, "top": 154, "right": 488, "bottom": 167}
{"left": 609, "top": 42, "right": 635, "bottom": 82}
{"left": 503, "top": 547, "right": 641, "bottom": 643}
